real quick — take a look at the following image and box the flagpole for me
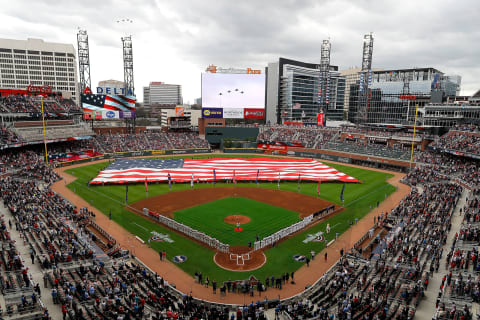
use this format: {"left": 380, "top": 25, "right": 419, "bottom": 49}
{"left": 40, "top": 96, "right": 48, "bottom": 165}
{"left": 297, "top": 173, "right": 301, "bottom": 193}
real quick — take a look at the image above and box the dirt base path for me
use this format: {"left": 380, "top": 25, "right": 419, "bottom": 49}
{"left": 52, "top": 156, "right": 410, "bottom": 304}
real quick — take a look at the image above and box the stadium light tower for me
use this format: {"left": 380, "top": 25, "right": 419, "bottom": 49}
{"left": 117, "top": 18, "right": 135, "bottom": 96}
{"left": 318, "top": 39, "right": 331, "bottom": 116}
{"left": 122, "top": 36, "right": 135, "bottom": 96}
{"left": 356, "top": 33, "right": 374, "bottom": 123}
{"left": 77, "top": 29, "right": 91, "bottom": 93}
{"left": 116, "top": 18, "right": 136, "bottom": 133}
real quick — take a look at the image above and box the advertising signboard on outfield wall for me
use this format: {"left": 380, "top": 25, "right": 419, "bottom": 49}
{"left": 102, "top": 110, "right": 120, "bottom": 119}
{"left": 223, "top": 108, "right": 244, "bottom": 118}
{"left": 119, "top": 111, "right": 135, "bottom": 119}
{"left": 244, "top": 108, "right": 264, "bottom": 119}
{"left": 202, "top": 108, "right": 223, "bottom": 118}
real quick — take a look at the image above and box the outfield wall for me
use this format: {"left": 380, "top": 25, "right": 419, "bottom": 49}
{"left": 224, "top": 147, "right": 412, "bottom": 172}
{"left": 288, "top": 147, "right": 413, "bottom": 171}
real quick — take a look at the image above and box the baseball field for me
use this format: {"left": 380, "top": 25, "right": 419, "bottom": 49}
{"left": 65, "top": 155, "right": 396, "bottom": 283}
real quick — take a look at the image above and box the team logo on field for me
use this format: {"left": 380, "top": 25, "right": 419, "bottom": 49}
{"left": 303, "top": 231, "right": 325, "bottom": 243}
{"left": 293, "top": 254, "right": 306, "bottom": 262}
{"left": 173, "top": 255, "right": 187, "bottom": 263}
{"left": 150, "top": 231, "right": 174, "bottom": 243}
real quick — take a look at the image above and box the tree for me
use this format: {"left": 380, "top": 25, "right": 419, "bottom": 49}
{"left": 223, "top": 139, "right": 233, "bottom": 148}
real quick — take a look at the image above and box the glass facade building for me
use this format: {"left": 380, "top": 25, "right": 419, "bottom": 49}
{"left": 266, "top": 58, "right": 345, "bottom": 124}
{"left": 347, "top": 68, "right": 461, "bottom": 125}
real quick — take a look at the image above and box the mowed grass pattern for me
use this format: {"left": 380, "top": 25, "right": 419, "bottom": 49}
{"left": 174, "top": 197, "right": 301, "bottom": 246}
{"left": 65, "top": 155, "right": 396, "bottom": 282}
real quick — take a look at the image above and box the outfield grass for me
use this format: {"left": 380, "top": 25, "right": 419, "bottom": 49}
{"left": 174, "top": 197, "right": 301, "bottom": 246}
{"left": 65, "top": 155, "right": 396, "bottom": 283}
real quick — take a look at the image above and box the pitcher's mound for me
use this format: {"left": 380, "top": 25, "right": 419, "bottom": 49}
{"left": 224, "top": 215, "right": 251, "bottom": 225}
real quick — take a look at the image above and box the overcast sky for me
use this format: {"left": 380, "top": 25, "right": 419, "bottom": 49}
{"left": 1, "top": 0, "right": 478, "bottom": 103}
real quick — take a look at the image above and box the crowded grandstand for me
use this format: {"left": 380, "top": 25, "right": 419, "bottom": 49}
{"left": 0, "top": 88, "right": 479, "bottom": 319}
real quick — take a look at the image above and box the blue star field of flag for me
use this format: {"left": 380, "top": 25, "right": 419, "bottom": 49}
{"left": 81, "top": 94, "right": 106, "bottom": 108}
{"left": 107, "top": 158, "right": 185, "bottom": 170}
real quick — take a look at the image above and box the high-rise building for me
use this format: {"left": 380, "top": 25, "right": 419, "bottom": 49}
{"left": 266, "top": 57, "right": 345, "bottom": 124}
{"left": 0, "top": 38, "right": 78, "bottom": 101}
{"left": 143, "top": 82, "right": 182, "bottom": 111}
{"left": 347, "top": 67, "right": 462, "bottom": 125}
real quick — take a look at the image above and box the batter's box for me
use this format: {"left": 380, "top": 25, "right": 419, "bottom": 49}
{"left": 241, "top": 253, "right": 250, "bottom": 260}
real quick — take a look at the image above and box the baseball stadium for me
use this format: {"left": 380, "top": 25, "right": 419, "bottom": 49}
{"left": 0, "top": 31, "right": 479, "bottom": 320}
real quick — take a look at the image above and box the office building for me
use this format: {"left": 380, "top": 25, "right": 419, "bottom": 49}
{"left": 266, "top": 57, "right": 345, "bottom": 124}
{"left": 143, "top": 81, "right": 182, "bottom": 111}
{"left": 0, "top": 38, "right": 78, "bottom": 101}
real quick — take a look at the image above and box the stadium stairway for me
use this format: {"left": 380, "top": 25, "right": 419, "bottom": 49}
{"left": 414, "top": 188, "right": 469, "bottom": 320}
{"left": 0, "top": 201, "right": 63, "bottom": 319}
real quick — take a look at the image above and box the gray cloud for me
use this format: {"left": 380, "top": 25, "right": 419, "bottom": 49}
{"left": 0, "top": 0, "right": 478, "bottom": 103}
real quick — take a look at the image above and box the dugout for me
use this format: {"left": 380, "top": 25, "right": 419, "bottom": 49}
{"left": 205, "top": 126, "right": 259, "bottom": 148}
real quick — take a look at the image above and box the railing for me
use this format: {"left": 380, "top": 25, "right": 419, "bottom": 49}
{"left": 134, "top": 207, "right": 230, "bottom": 253}
{"left": 254, "top": 206, "right": 337, "bottom": 251}
{"left": 89, "top": 220, "right": 116, "bottom": 245}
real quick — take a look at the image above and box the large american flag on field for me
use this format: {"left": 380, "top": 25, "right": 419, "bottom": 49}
{"left": 81, "top": 94, "right": 136, "bottom": 112}
{"left": 89, "top": 158, "right": 359, "bottom": 184}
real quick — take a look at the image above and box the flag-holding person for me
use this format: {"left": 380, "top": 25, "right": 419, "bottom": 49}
{"left": 144, "top": 177, "right": 148, "bottom": 197}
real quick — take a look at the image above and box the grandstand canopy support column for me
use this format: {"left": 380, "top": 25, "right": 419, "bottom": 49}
{"left": 409, "top": 103, "right": 419, "bottom": 169}
{"left": 40, "top": 97, "right": 48, "bottom": 165}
